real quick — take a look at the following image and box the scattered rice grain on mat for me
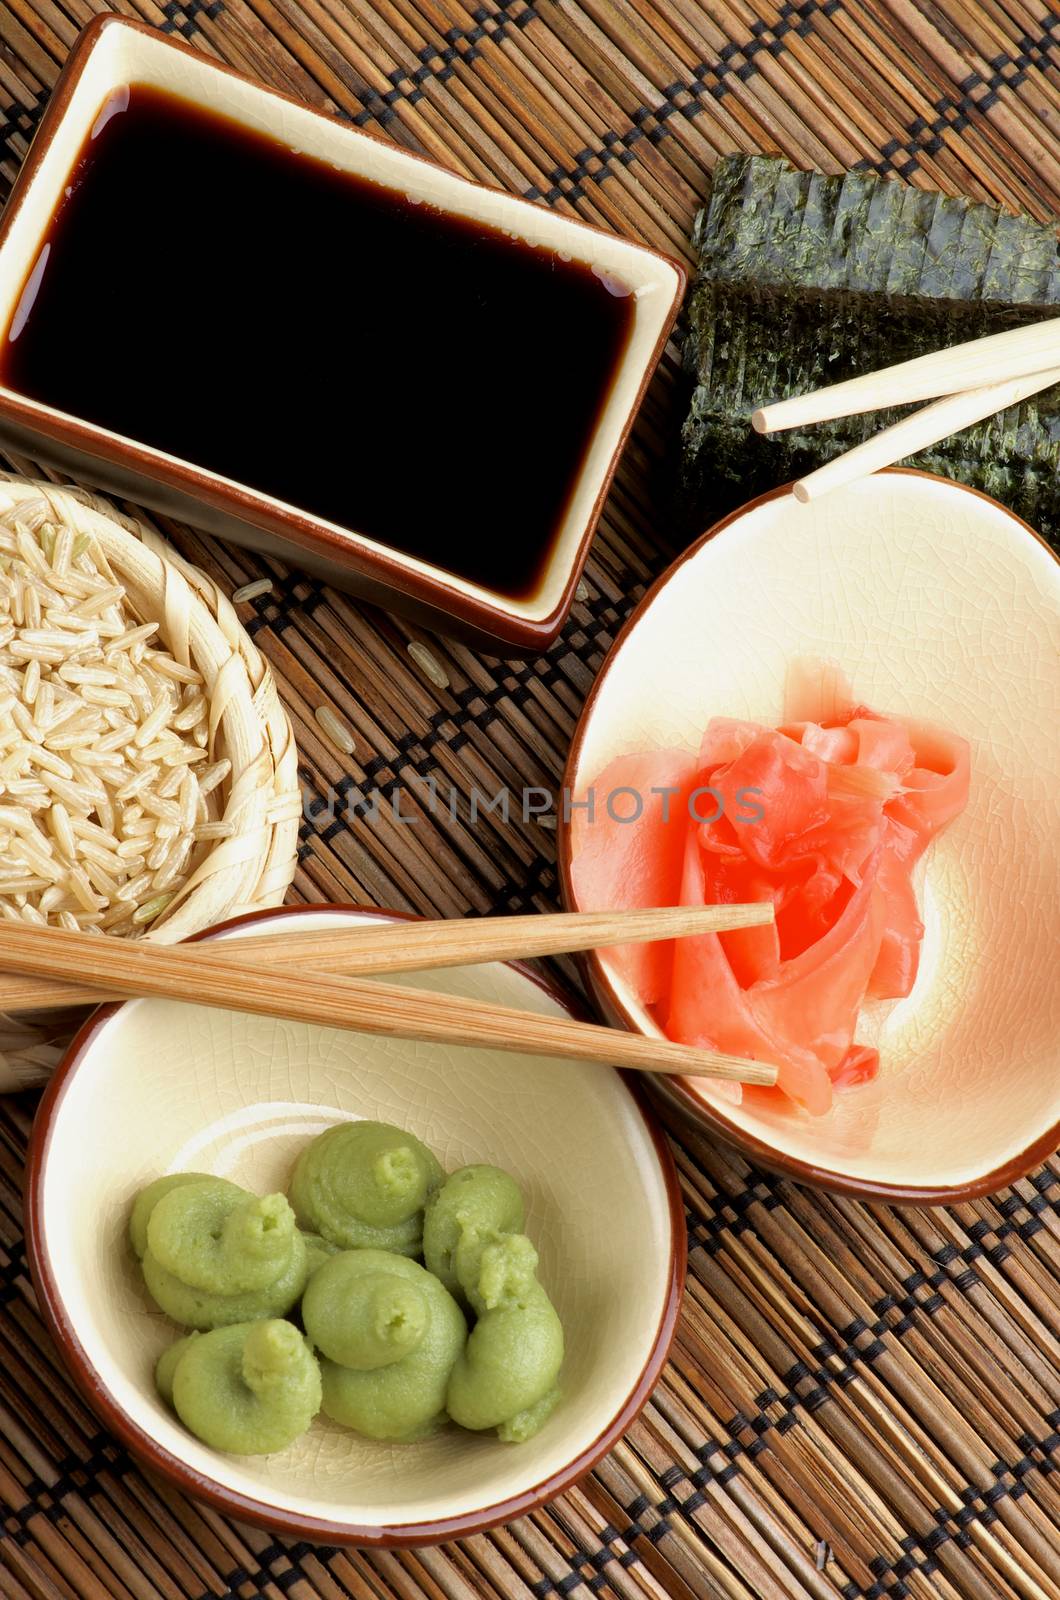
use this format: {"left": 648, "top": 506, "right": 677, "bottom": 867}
{"left": 314, "top": 705, "right": 356, "bottom": 754}
{"left": 231, "top": 578, "right": 273, "bottom": 603}
{"left": 407, "top": 640, "right": 450, "bottom": 688}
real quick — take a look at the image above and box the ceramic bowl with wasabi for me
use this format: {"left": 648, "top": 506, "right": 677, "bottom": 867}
{"left": 25, "top": 906, "right": 684, "bottom": 1545}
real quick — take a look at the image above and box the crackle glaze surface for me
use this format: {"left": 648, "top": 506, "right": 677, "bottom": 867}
{"left": 566, "top": 473, "right": 1060, "bottom": 1191}
{"left": 35, "top": 912, "right": 676, "bottom": 1530}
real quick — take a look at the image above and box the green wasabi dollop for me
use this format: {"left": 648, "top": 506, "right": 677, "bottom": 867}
{"left": 423, "top": 1164, "right": 524, "bottom": 1298}
{"left": 307, "top": 1250, "right": 466, "bottom": 1441}
{"left": 168, "top": 1319, "right": 321, "bottom": 1454}
{"left": 290, "top": 1121, "right": 443, "bottom": 1255}
{"left": 444, "top": 1231, "right": 563, "bottom": 1440}
{"left": 306, "top": 1263, "right": 428, "bottom": 1371}
{"left": 129, "top": 1172, "right": 239, "bottom": 1260}
{"left": 148, "top": 1186, "right": 297, "bottom": 1295}
{"left": 134, "top": 1175, "right": 308, "bottom": 1329}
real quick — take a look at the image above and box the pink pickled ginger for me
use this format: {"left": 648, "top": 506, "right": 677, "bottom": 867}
{"left": 570, "top": 702, "right": 969, "bottom": 1116}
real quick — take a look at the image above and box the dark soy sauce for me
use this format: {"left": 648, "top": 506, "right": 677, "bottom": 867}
{"left": 2, "top": 85, "right": 636, "bottom": 599}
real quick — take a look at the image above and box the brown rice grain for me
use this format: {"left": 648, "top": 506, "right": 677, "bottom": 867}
{"left": 406, "top": 640, "right": 450, "bottom": 689}
{"left": 144, "top": 653, "right": 201, "bottom": 684}
{"left": 232, "top": 579, "right": 273, "bottom": 603}
{"left": 20, "top": 658, "right": 40, "bottom": 705}
{"left": 193, "top": 821, "right": 234, "bottom": 841}
{"left": 133, "top": 893, "right": 174, "bottom": 925}
{"left": 314, "top": 705, "right": 356, "bottom": 754}
{"left": 47, "top": 804, "right": 76, "bottom": 860}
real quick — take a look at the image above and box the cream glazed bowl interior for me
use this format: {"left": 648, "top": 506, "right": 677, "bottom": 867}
{"left": 25, "top": 907, "right": 684, "bottom": 1546}
{"left": 559, "top": 469, "right": 1060, "bottom": 1203}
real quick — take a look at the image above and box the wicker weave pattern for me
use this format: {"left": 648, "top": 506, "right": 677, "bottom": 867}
{"left": 0, "top": 477, "right": 300, "bottom": 1088}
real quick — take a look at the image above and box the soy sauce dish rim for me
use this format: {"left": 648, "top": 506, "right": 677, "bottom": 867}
{"left": 0, "top": 14, "right": 686, "bottom": 652}
{"left": 557, "top": 467, "right": 1060, "bottom": 1206}
{"left": 24, "top": 903, "right": 687, "bottom": 1548}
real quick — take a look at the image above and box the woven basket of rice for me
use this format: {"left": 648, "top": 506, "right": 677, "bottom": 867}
{"left": 0, "top": 476, "right": 300, "bottom": 1089}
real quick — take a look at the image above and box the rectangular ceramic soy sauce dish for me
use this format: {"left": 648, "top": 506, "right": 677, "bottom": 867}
{"left": 0, "top": 16, "right": 685, "bottom": 654}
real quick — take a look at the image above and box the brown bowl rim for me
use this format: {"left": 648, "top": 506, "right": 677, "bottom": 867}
{"left": 0, "top": 14, "right": 686, "bottom": 653}
{"left": 24, "top": 902, "right": 688, "bottom": 1547}
{"left": 557, "top": 466, "right": 1060, "bottom": 1205}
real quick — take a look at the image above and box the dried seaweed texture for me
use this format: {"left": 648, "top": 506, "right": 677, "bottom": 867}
{"left": 680, "top": 156, "right": 1060, "bottom": 546}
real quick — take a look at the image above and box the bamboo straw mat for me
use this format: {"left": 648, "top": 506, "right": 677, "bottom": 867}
{"left": 1, "top": 1, "right": 1060, "bottom": 1598}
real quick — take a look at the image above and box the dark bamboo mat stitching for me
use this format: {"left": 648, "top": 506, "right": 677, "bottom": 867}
{"left": 158, "top": 1, "right": 223, "bottom": 40}
{"left": 353, "top": 1, "right": 541, "bottom": 127}
{"left": 858, "top": 12, "right": 1060, "bottom": 180}
{"left": 522, "top": 0, "right": 843, "bottom": 201}
{"left": 2, "top": 4, "right": 1060, "bottom": 1599}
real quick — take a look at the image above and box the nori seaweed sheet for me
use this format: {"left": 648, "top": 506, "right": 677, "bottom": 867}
{"left": 679, "top": 156, "right": 1060, "bottom": 548}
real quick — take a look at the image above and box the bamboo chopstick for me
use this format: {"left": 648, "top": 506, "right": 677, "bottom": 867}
{"left": 752, "top": 312, "right": 1060, "bottom": 434}
{"left": 791, "top": 365, "right": 1060, "bottom": 503}
{"left": 0, "top": 904, "right": 774, "bottom": 1013}
{"left": 0, "top": 920, "right": 777, "bottom": 1086}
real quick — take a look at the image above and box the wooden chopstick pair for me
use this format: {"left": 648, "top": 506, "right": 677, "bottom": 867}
{"left": 751, "top": 314, "right": 1060, "bottom": 501}
{"left": 0, "top": 906, "right": 780, "bottom": 1088}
